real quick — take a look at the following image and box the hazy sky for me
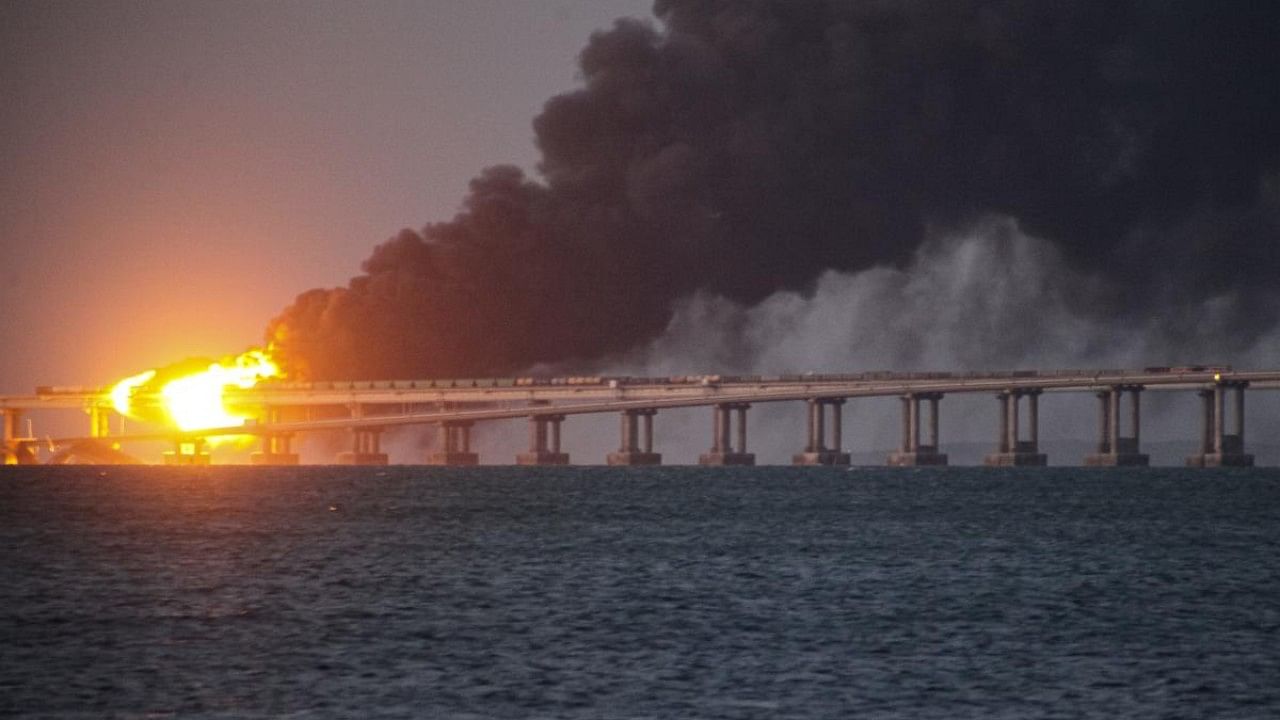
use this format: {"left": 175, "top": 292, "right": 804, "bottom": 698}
{"left": 0, "top": 0, "right": 651, "bottom": 392}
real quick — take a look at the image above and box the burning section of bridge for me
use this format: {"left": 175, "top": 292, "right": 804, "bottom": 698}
{"left": 106, "top": 348, "right": 281, "bottom": 450}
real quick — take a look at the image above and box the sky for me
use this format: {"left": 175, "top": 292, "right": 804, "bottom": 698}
{"left": 0, "top": 0, "right": 651, "bottom": 393}
{"left": 4, "top": 1, "right": 1278, "bottom": 462}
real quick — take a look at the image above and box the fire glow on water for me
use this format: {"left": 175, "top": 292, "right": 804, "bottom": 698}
{"left": 108, "top": 349, "right": 281, "bottom": 433}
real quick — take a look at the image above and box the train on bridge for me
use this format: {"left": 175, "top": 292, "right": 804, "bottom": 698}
{"left": 1, "top": 365, "right": 1264, "bottom": 469}
{"left": 49, "top": 364, "right": 1216, "bottom": 394}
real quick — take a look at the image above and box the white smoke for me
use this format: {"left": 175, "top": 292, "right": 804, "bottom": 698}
{"left": 446, "top": 218, "right": 1280, "bottom": 466}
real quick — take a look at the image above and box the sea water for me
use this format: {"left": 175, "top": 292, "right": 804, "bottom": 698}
{"left": 2, "top": 466, "right": 1279, "bottom": 719}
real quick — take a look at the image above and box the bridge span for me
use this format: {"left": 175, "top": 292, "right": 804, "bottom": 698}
{"left": 2, "top": 367, "right": 1276, "bottom": 467}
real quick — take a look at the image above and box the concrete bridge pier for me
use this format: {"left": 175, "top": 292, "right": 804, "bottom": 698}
{"left": 1086, "top": 386, "right": 1148, "bottom": 466}
{"left": 338, "top": 427, "right": 390, "bottom": 465}
{"left": 2, "top": 409, "right": 37, "bottom": 465}
{"left": 699, "top": 403, "right": 755, "bottom": 465}
{"left": 888, "top": 393, "right": 948, "bottom": 466}
{"left": 251, "top": 408, "right": 300, "bottom": 465}
{"left": 339, "top": 404, "right": 390, "bottom": 465}
{"left": 428, "top": 420, "right": 479, "bottom": 465}
{"left": 3, "top": 408, "right": 18, "bottom": 464}
{"left": 793, "top": 398, "right": 851, "bottom": 465}
{"left": 984, "top": 389, "right": 1047, "bottom": 466}
{"left": 251, "top": 433, "right": 300, "bottom": 465}
{"left": 1187, "top": 382, "right": 1254, "bottom": 467}
{"left": 164, "top": 437, "right": 211, "bottom": 466}
{"left": 517, "top": 414, "right": 569, "bottom": 465}
{"left": 607, "top": 408, "right": 661, "bottom": 465}
{"left": 89, "top": 405, "right": 111, "bottom": 438}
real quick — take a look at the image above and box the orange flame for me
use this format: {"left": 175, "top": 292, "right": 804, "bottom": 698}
{"left": 108, "top": 348, "right": 282, "bottom": 433}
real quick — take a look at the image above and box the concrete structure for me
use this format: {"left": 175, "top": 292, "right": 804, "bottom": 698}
{"left": 607, "top": 408, "right": 660, "bottom": 465}
{"left": 336, "top": 404, "right": 390, "bottom": 465}
{"left": 251, "top": 433, "right": 299, "bottom": 465}
{"left": 89, "top": 405, "right": 111, "bottom": 438}
{"left": 428, "top": 420, "right": 478, "bottom": 466}
{"left": 887, "top": 393, "right": 947, "bottom": 466}
{"left": 337, "top": 427, "right": 389, "bottom": 466}
{"left": 1085, "top": 386, "right": 1149, "bottom": 466}
{"left": 3, "top": 409, "right": 18, "bottom": 464}
{"left": 699, "top": 402, "right": 754, "bottom": 465}
{"left": 517, "top": 414, "right": 569, "bottom": 465}
{"left": 793, "top": 398, "right": 850, "bottom": 465}
{"left": 9, "top": 366, "right": 1280, "bottom": 467}
{"left": 46, "top": 439, "right": 139, "bottom": 465}
{"left": 163, "top": 438, "right": 211, "bottom": 466}
{"left": 250, "top": 408, "right": 300, "bottom": 465}
{"left": 2, "top": 409, "right": 37, "bottom": 465}
{"left": 1187, "top": 382, "right": 1254, "bottom": 467}
{"left": 984, "top": 389, "right": 1047, "bottom": 466}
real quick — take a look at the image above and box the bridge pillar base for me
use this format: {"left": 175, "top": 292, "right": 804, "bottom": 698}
{"left": 983, "top": 452, "right": 1047, "bottom": 467}
{"left": 792, "top": 451, "right": 851, "bottom": 466}
{"left": 336, "top": 452, "right": 389, "bottom": 466}
{"left": 1186, "top": 453, "right": 1254, "bottom": 468}
{"left": 698, "top": 452, "right": 755, "bottom": 466}
{"left": 3, "top": 443, "right": 39, "bottom": 465}
{"left": 887, "top": 451, "right": 949, "bottom": 467}
{"left": 607, "top": 451, "right": 661, "bottom": 466}
{"left": 1085, "top": 453, "right": 1149, "bottom": 467}
{"left": 250, "top": 452, "right": 300, "bottom": 466}
{"left": 427, "top": 451, "right": 478, "bottom": 466}
{"left": 516, "top": 451, "right": 568, "bottom": 466}
{"left": 163, "top": 451, "right": 211, "bottom": 466}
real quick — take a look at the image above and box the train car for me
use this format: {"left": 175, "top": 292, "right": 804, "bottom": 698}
{"left": 1169, "top": 365, "right": 1231, "bottom": 373}
{"left": 36, "top": 386, "right": 104, "bottom": 395}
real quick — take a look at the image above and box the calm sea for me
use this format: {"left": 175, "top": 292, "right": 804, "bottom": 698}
{"left": 2, "top": 466, "right": 1279, "bottom": 719}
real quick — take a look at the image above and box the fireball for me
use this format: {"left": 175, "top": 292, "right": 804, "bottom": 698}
{"left": 107, "top": 348, "right": 282, "bottom": 434}
{"left": 110, "top": 369, "right": 157, "bottom": 418}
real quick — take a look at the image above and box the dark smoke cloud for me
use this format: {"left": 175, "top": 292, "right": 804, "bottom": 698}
{"left": 268, "top": 1, "right": 1280, "bottom": 380}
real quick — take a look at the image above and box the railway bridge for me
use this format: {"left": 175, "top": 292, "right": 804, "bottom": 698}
{"left": 2, "top": 367, "right": 1276, "bottom": 468}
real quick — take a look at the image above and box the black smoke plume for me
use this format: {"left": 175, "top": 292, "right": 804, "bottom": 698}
{"left": 268, "top": 0, "right": 1280, "bottom": 380}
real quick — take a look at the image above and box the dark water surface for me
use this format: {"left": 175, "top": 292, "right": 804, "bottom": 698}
{"left": 3, "top": 466, "right": 1279, "bottom": 719}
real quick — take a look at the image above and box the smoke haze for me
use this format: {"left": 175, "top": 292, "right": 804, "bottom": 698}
{"left": 268, "top": 1, "right": 1280, "bottom": 380}
{"left": 513, "top": 222, "right": 1280, "bottom": 465}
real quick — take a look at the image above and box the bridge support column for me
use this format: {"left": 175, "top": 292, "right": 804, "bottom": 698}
{"left": 3, "top": 409, "right": 17, "bottom": 464}
{"left": 89, "top": 405, "right": 111, "bottom": 438}
{"left": 984, "top": 389, "right": 1047, "bottom": 466}
{"left": 700, "top": 403, "right": 755, "bottom": 465}
{"left": 428, "top": 420, "right": 478, "bottom": 465}
{"left": 163, "top": 437, "right": 211, "bottom": 466}
{"left": 1086, "top": 386, "right": 1149, "bottom": 466}
{"left": 251, "top": 433, "right": 300, "bottom": 465}
{"left": 1187, "top": 382, "right": 1253, "bottom": 467}
{"left": 251, "top": 407, "right": 300, "bottom": 465}
{"left": 517, "top": 414, "right": 569, "bottom": 465}
{"left": 337, "top": 404, "right": 390, "bottom": 465}
{"left": 2, "top": 409, "right": 37, "bottom": 465}
{"left": 793, "top": 398, "right": 851, "bottom": 465}
{"left": 607, "top": 409, "right": 661, "bottom": 465}
{"left": 888, "top": 393, "right": 948, "bottom": 466}
{"left": 337, "top": 427, "right": 389, "bottom": 465}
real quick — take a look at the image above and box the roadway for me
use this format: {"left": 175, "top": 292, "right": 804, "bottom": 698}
{"left": 27, "top": 367, "right": 1280, "bottom": 443}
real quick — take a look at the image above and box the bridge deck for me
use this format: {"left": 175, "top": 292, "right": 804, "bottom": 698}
{"left": 7, "top": 367, "right": 1276, "bottom": 410}
{"left": 14, "top": 368, "right": 1280, "bottom": 444}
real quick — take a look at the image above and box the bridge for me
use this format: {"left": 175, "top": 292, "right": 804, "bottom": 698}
{"left": 2, "top": 367, "right": 1276, "bottom": 467}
